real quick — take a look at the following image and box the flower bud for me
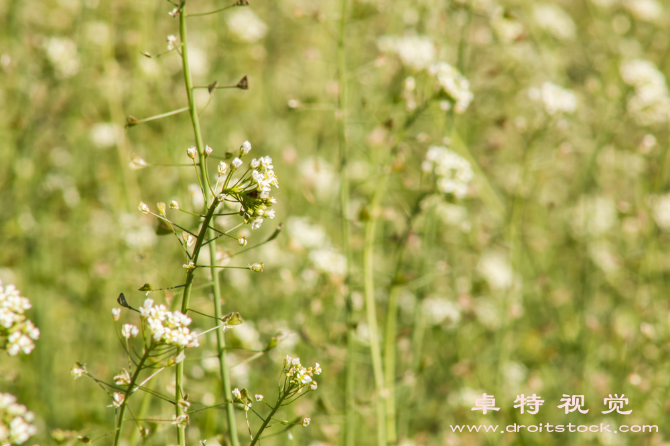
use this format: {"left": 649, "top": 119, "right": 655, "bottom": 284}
{"left": 249, "top": 263, "right": 264, "bottom": 272}
{"left": 169, "top": 200, "right": 180, "bottom": 210}
{"left": 238, "top": 235, "right": 248, "bottom": 246}
{"left": 157, "top": 202, "right": 167, "bottom": 216}
{"left": 111, "top": 308, "right": 121, "bottom": 321}
{"left": 138, "top": 201, "right": 150, "bottom": 214}
{"left": 241, "top": 141, "right": 252, "bottom": 156}
{"left": 205, "top": 145, "right": 213, "bottom": 157}
{"left": 218, "top": 162, "right": 229, "bottom": 175}
{"left": 187, "top": 146, "right": 197, "bottom": 159}
{"left": 231, "top": 157, "right": 243, "bottom": 169}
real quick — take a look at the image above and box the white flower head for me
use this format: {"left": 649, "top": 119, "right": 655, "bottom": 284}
{"left": 169, "top": 200, "right": 180, "bottom": 210}
{"left": 218, "top": 162, "right": 229, "bottom": 175}
{"left": 112, "top": 308, "right": 121, "bottom": 321}
{"left": 108, "top": 392, "right": 125, "bottom": 408}
{"left": 241, "top": 141, "right": 252, "bottom": 156}
{"left": 187, "top": 146, "right": 197, "bottom": 160}
{"left": 232, "top": 157, "right": 243, "bottom": 169}
{"left": 205, "top": 145, "right": 213, "bottom": 157}
{"left": 232, "top": 388, "right": 242, "bottom": 400}
{"left": 255, "top": 394, "right": 264, "bottom": 401}
{"left": 302, "top": 417, "right": 311, "bottom": 427}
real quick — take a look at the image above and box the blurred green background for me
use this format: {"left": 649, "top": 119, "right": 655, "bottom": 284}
{"left": 2, "top": 0, "right": 670, "bottom": 444}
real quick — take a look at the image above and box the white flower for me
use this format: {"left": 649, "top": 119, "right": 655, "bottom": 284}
{"left": 166, "top": 34, "right": 177, "bottom": 51}
{"left": 226, "top": 9, "right": 268, "bottom": 43}
{"left": 428, "top": 63, "right": 473, "bottom": 113}
{"left": 423, "top": 146, "right": 473, "bottom": 198}
{"left": 302, "top": 417, "right": 311, "bottom": 427}
{"left": 114, "top": 369, "right": 131, "bottom": 385}
{"left": 71, "top": 363, "right": 86, "bottom": 379}
{"left": 232, "top": 388, "right": 242, "bottom": 400}
{"left": 108, "top": 392, "right": 125, "bottom": 408}
{"left": 138, "top": 298, "right": 199, "bottom": 348}
{"left": 0, "top": 281, "right": 39, "bottom": 357}
{"left": 204, "top": 145, "right": 213, "bottom": 157}
{"left": 309, "top": 381, "right": 318, "bottom": 391}
{"left": 309, "top": 249, "right": 347, "bottom": 277}
{"left": 183, "top": 262, "right": 196, "bottom": 270}
{"left": 241, "top": 141, "right": 252, "bottom": 155}
{"left": 478, "top": 251, "right": 514, "bottom": 291}
{"left": 251, "top": 218, "right": 263, "bottom": 230}
{"left": 238, "top": 235, "right": 248, "bottom": 246}
{"left": 112, "top": 308, "right": 121, "bottom": 321}
{"left": 620, "top": 59, "right": 670, "bottom": 126}
{"left": 529, "top": 82, "right": 577, "bottom": 115}
{"left": 533, "top": 3, "right": 576, "bottom": 40}
{"left": 231, "top": 157, "right": 243, "bottom": 169}
{"left": 255, "top": 394, "right": 264, "bottom": 401}
{"left": 121, "top": 324, "right": 139, "bottom": 339}
{"left": 421, "top": 297, "right": 461, "bottom": 326}
{"left": 138, "top": 201, "right": 150, "bottom": 214}
{"left": 45, "top": 37, "right": 80, "bottom": 78}
{"left": 0, "top": 393, "right": 37, "bottom": 444}
{"left": 218, "top": 162, "right": 229, "bottom": 175}
{"left": 187, "top": 146, "right": 197, "bottom": 159}
{"left": 377, "top": 35, "right": 436, "bottom": 70}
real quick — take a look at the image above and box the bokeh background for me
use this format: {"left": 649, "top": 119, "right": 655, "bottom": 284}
{"left": 2, "top": 0, "right": 670, "bottom": 444}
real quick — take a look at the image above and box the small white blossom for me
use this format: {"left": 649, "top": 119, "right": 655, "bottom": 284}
{"left": 218, "top": 162, "right": 229, "bottom": 175}
{"left": 255, "top": 394, "right": 264, "bottom": 401}
{"left": 187, "top": 146, "right": 197, "bottom": 159}
{"left": 138, "top": 201, "right": 150, "bottom": 214}
{"left": 423, "top": 146, "right": 473, "bottom": 198}
{"left": 111, "top": 308, "right": 121, "bottom": 321}
{"left": 241, "top": 141, "right": 252, "bottom": 155}
{"left": 528, "top": 82, "right": 577, "bottom": 115}
{"left": 302, "top": 417, "right": 311, "bottom": 427}
{"left": 172, "top": 414, "right": 189, "bottom": 428}
{"left": 71, "top": 363, "right": 86, "bottom": 379}
{"left": 167, "top": 34, "right": 177, "bottom": 51}
{"left": 121, "top": 324, "right": 139, "bottom": 339}
{"left": 113, "top": 369, "right": 131, "bottom": 385}
{"left": 231, "top": 157, "right": 243, "bottom": 169}
{"left": 204, "top": 145, "right": 213, "bottom": 157}
{"left": 232, "top": 388, "right": 242, "bottom": 400}
{"left": 238, "top": 235, "right": 248, "bottom": 246}
{"left": 108, "top": 392, "right": 125, "bottom": 408}
{"left": 169, "top": 200, "right": 180, "bottom": 210}
{"left": 377, "top": 35, "right": 436, "bottom": 70}
{"left": 428, "top": 62, "right": 473, "bottom": 113}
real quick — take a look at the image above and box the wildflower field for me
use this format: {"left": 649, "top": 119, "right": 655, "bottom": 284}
{"left": 2, "top": 0, "right": 670, "bottom": 444}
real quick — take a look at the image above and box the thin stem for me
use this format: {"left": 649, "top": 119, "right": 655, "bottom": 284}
{"left": 113, "top": 348, "right": 152, "bottom": 446}
{"left": 249, "top": 393, "right": 288, "bottom": 446}
{"left": 187, "top": 3, "right": 243, "bottom": 17}
{"left": 363, "top": 173, "right": 389, "bottom": 446}
{"left": 178, "top": 4, "right": 239, "bottom": 445}
{"left": 336, "top": 1, "right": 356, "bottom": 445}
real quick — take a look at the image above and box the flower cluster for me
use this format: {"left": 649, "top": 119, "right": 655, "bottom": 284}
{"left": 422, "top": 146, "right": 473, "bottom": 199}
{"left": 0, "top": 393, "right": 37, "bottom": 445}
{"left": 139, "top": 299, "right": 199, "bottom": 348}
{"left": 216, "top": 142, "right": 278, "bottom": 229}
{"left": 377, "top": 35, "right": 436, "bottom": 70}
{"left": 0, "top": 281, "right": 40, "bottom": 357}
{"left": 528, "top": 82, "right": 577, "bottom": 116}
{"left": 533, "top": 3, "right": 576, "bottom": 41}
{"left": 620, "top": 59, "right": 670, "bottom": 126}
{"left": 428, "top": 62, "right": 474, "bottom": 114}
{"left": 283, "top": 355, "right": 321, "bottom": 391}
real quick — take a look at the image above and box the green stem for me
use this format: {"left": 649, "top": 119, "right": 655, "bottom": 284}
{"left": 113, "top": 348, "right": 152, "bottom": 446}
{"left": 363, "top": 171, "right": 389, "bottom": 446}
{"left": 249, "top": 393, "right": 288, "bottom": 446}
{"left": 336, "top": 1, "right": 356, "bottom": 445}
{"left": 383, "top": 286, "right": 398, "bottom": 444}
{"left": 178, "top": 4, "right": 239, "bottom": 445}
